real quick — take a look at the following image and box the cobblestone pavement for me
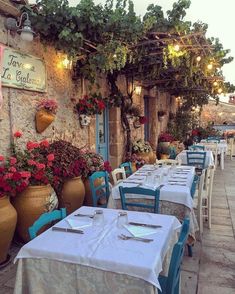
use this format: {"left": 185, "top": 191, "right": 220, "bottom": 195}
{"left": 1, "top": 157, "right": 235, "bottom": 294}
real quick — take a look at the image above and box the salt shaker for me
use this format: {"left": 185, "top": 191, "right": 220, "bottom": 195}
{"left": 117, "top": 211, "right": 128, "bottom": 228}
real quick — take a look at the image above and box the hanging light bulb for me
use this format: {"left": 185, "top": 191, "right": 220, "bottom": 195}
{"left": 218, "top": 88, "right": 223, "bottom": 94}
{"left": 174, "top": 44, "right": 180, "bottom": 51}
{"left": 207, "top": 63, "right": 213, "bottom": 70}
{"left": 196, "top": 56, "right": 201, "bottom": 62}
{"left": 213, "top": 81, "right": 218, "bottom": 86}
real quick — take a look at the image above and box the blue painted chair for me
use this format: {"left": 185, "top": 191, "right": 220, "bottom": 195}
{"left": 89, "top": 171, "right": 110, "bottom": 207}
{"left": 158, "top": 218, "right": 190, "bottom": 294}
{"left": 207, "top": 136, "right": 220, "bottom": 143}
{"left": 186, "top": 151, "right": 206, "bottom": 169}
{"left": 169, "top": 146, "right": 177, "bottom": 159}
{"left": 190, "top": 174, "right": 199, "bottom": 199}
{"left": 119, "top": 186, "right": 160, "bottom": 213}
{"left": 189, "top": 145, "right": 205, "bottom": 151}
{"left": 28, "top": 208, "right": 67, "bottom": 240}
{"left": 119, "top": 162, "right": 133, "bottom": 177}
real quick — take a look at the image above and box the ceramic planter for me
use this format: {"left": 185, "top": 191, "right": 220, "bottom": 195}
{"left": 35, "top": 109, "right": 55, "bottom": 133}
{"left": 0, "top": 196, "right": 17, "bottom": 266}
{"left": 79, "top": 114, "right": 91, "bottom": 127}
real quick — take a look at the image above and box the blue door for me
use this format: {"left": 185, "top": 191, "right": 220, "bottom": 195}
{"left": 96, "top": 109, "right": 109, "bottom": 161}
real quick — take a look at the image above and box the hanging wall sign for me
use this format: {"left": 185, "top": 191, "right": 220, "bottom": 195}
{"left": 1, "top": 47, "right": 47, "bottom": 92}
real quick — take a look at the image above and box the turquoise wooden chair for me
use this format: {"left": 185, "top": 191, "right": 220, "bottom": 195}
{"left": 89, "top": 171, "right": 110, "bottom": 207}
{"left": 119, "top": 162, "right": 133, "bottom": 177}
{"left": 189, "top": 145, "right": 205, "bottom": 151}
{"left": 207, "top": 137, "right": 220, "bottom": 143}
{"left": 158, "top": 217, "right": 190, "bottom": 294}
{"left": 186, "top": 151, "right": 206, "bottom": 169}
{"left": 119, "top": 186, "right": 160, "bottom": 213}
{"left": 28, "top": 208, "right": 67, "bottom": 240}
{"left": 190, "top": 174, "right": 199, "bottom": 199}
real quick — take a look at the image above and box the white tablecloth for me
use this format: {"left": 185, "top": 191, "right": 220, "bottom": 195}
{"left": 14, "top": 206, "right": 181, "bottom": 293}
{"left": 111, "top": 165, "right": 195, "bottom": 209}
{"left": 176, "top": 150, "right": 214, "bottom": 168}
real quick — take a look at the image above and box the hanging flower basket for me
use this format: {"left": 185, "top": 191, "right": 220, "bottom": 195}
{"left": 79, "top": 114, "right": 91, "bottom": 127}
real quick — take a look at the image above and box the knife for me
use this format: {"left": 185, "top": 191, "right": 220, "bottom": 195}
{"left": 74, "top": 213, "right": 94, "bottom": 218}
{"left": 52, "top": 227, "right": 84, "bottom": 234}
{"left": 128, "top": 222, "right": 162, "bottom": 229}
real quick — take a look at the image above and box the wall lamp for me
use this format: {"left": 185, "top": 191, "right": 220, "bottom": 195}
{"left": 4, "top": 12, "right": 35, "bottom": 42}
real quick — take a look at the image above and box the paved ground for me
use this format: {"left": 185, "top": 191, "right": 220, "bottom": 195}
{"left": 1, "top": 157, "right": 235, "bottom": 293}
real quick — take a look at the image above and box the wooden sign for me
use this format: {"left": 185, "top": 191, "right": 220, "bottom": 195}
{"left": 1, "top": 47, "right": 47, "bottom": 92}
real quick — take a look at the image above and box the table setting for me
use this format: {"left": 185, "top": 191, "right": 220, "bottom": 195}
{"left": 14, "top": 206, "right": 181, "bottom": 294}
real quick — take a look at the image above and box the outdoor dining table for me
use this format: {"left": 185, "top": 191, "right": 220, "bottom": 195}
{"left": 14, "top": 206, "right": 181, "bottom": 294}
{"left": 109, "top": 164, "right": 199, "bottom": 242}
{"left": 176, "top": 150, "right": 214, "bottom": 168}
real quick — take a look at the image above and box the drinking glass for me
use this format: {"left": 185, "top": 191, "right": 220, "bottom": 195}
{"left": 117, "top": 211, "right": 128, "bottom": 228}
{"left": 93, "top": 209, "right": 104, "bottom": 226}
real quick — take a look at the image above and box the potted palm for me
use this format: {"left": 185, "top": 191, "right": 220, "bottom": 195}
{"left": 35, "top": 99, "right": 58, "bottom": 133}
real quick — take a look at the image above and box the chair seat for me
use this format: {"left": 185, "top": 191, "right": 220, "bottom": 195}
{"left": 158, "top": 275, "right": 167, "bottom": 293}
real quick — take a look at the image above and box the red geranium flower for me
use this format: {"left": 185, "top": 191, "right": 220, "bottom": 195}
{"left": 47, "top": 154, "right": 55, "bottom": 162}
{"left": 0, "top": 155, "right": 4, "bottom": 161}
{"left": 40, "top": 140, "right": 50, "bottom": 148}
{"left": 14, "top": 131, "right": 23, "bottom": 138}
{"left": 10, "top": 157, "right": 17, "bottom": 165}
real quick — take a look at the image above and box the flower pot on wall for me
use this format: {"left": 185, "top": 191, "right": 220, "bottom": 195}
{"left": 35, "top": 109, "right": 55, "bottom": 133}
{"left": 0, "top": 196, "right": 17, "bottom": 266}
{"left": 12, "top": 185, "right": 57, "bottom": 243}
{"left": 60, "top": 176, "right": 85, "bottom": 215}
{"left": 79, "top": 114, "right": 91, "bottom": 127}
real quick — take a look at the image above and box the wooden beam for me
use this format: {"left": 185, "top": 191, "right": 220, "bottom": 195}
{"left": 0, "top": 0, "right": 20, "bottom": 17}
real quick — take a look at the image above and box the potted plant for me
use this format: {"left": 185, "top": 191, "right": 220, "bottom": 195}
{"left": 79, "top": 150, "right": 112, "bottom": 206}
{"left": 125, "top": 152, "right": 146, "bottom": 171}
{"left": 35, "top": 99, "right": 58, "bottom": 133}
{"left": 75, "top": 93, "right": 106, "bottom": 127}
{"left": 157, "top": 132, "right": 174, "bottom": 159}
{"left": 0, "top": 151, "right": 28, "bottom": 265}
{"left": 47, "top": 140, "right": 87, "bottom": 215}
{"left": 132, "top": 139, "right": 153, "bottom": 163}
{"left": 158, "top": 110, "right": 166, "bottom": 122}
{"left": 157, "top": 144, "right": 171, "bottom": 159}
{"left": 11, "top": 133, "right": 57, "bottom": 242}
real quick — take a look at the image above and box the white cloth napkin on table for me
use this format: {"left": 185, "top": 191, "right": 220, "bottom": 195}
{"left": 124, "top": 224, "right": 161, "bottom": 237}
{"left": 66, "top": 218, "right": 92, "bottom": 229}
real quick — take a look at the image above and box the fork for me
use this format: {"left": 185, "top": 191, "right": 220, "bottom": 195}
{"left": 118, "top": 234, "right": 153, "bottom": 243}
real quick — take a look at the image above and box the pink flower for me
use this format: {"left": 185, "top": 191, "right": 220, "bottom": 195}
{"left": 20, "top": 171, "right": 31, "bottom": 178}
{"left": 40, "top": 140, "right": 50, "bottom": 148}
{"left": 9, "top": 167, "right": 16, "bottom": 173}
{"left": 10, "top": 157, "right": 17, "bottom": 165}
{"left": 28, "top": 159, "right": 36, "bottom": 166}
{"left": 0, "top": 155, "right": 4, "bottom": 161}
{"left": 14, "top": 131, "right": 23, "bottom": 138}
{"left": 36, "top": 163, "right": 46, "bottom": 170}
{"left": 47, "top": 154, "right": 55, "bottom": 161}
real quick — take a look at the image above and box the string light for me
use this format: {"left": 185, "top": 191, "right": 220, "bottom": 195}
{"left": 218, "top": 88, "right": 223, "bottom": 94}
{"left": 207, "top": 63, "right": 213, "bottom": 70}
{"left": 196, "top": 56, "right": 201, "bottom": 62}
{"left": 213, "top": 81, "right": 218, "bottom": 86}
{"left": 174, "top": 44, "right": 180, "bottom": 51}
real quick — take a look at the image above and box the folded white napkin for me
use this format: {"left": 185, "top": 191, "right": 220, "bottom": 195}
{"left": 66, "top": 218, "right": 92, "bottom": 229}
{"left": 124, "top": 224, "right": 159, "bottom": 237}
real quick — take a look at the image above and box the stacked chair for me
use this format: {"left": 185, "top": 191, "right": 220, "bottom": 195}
{"left": 111, "top": 167, "right": 126, "bottom": 185}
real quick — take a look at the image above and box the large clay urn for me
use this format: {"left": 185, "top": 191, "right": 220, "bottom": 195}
{"left": 12, "top": 185, "right": 58, "bottom": 243}
{"left": 60, "top": 176, "right": 85, "bottom": 215}
{"left": 35, "top": 109, "right": 55, "bottom": 133}
{"left": 148, "top": 151, "right": 157, "bottom": 164}
{"left": 0, "top": 196, "right": 17, "bottom": 265}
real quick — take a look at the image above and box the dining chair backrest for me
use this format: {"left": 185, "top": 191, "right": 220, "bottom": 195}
{"left": 165, "top": 217, "right": 190, "bottom": 294}
{"left": 28, "top": 208, "right": 67, "bottom": 240}
{"left": 227, "top": 138, "right": 234, "bottom": 160}
{"left": 207, "top": 137, "right": 220, "bottom": 143}
{"left": 189, "top": 145, "right": 205, "bottom": 151}
{"left": 190, "top": 174, "right": 199, "bottom": 199}
{"left": 111, "top": 167, "right": 126, "bottom": 185}
{"left": 204, "top": 165, "right": 215, "bottom": 229}
{"left": 203, "top": 143, "right": 218, "bottom": 168}
{"left": 186, "top": 151, "right": 206, "bottom": 169}
{"left": 119, "top": 162, "right": 133, "bottom": 176}
{"left": 156, "top": 159, "right": 181, "bottom": 166}
{"left": 89, "top": 171, "right": 110, "bottom": 207}
{"left": 118, "top": 186, "right": 160, "bottom": 213}
{"left": 195, "top": 168, "right": 206, "bottom": 236}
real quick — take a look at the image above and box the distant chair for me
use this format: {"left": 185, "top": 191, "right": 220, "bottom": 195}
{"left": 89, "top": 171, "right": 110, "bottom": 207}
{"left": 156, "top": 159, "right": 181, "bottom": 166}
{"left": 203, "top": 142, "right": 218, "bottom": 168}
{"left": 119, "top": 162, "right": 133, "bottom": 177}
{"left": 158, "top": 217, "right": 190, "bottom": 294}
{"left": 111, "top": 167, "right": 126, "bottom": 185}
{"left": 186, "top": 151, "right": 206, "bottom": 170}
{"left": 119, "top": 186, "right": 160, "bottom": 213}
{"left": 28, "top": 208, "right": 67, "bottom": 240}
{"left": 189, "top": 145, "right": 205, "bottom": 151}
{"left": 190, "top": 174, "right": 199, "bottom": 199}
{"left": 207, "top": 137, "right": 220, "bottom": 143}
{"left": 227, "top": 137, "right": 234, "bottom": 160}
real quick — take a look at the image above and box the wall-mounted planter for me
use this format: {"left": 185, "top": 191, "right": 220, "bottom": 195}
{"left": 35, "top": 109, "right": 55, "bottom": 133}
{"left": 79, "top": 114, "right": 91, "bottom": 127}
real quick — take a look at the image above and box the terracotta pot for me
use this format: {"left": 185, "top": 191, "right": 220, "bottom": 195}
{"left": 60, "top": 177, "right": 85, "bottom": 215}
{"left": 160, "top": 154, "right": 170, "bottom": 160}
{"left": 135, "top": 152, "right": 150, "bottom": 163}
{"left": 83, "top": 177, "right": 103, "bottom": 206}
{"left": 35, "top": 109, "right": 55, "bottom": 133}
{"left": 12, "top": 185, "right": 57, "bottom": 243}
{"left": 148, "top": 151, "right": 157, "bottom": 164}
{"left": 131, "top": 163, "right": 137, "bottom": 173}
{"left": 0, "top": 196, "right": 17, "bottom": 264}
